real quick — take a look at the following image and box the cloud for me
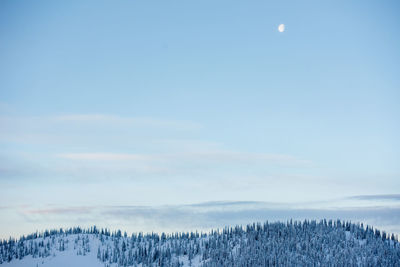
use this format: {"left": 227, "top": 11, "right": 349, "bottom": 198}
{"left": 57, "top": 153, "right": 149, "bottom": 161}
{"left": 187, "top": 201, "right": 264, "bottom": 208}
{"left": 53, "top": 114, "right": 202, "bottom": 130}
{"left": 22, "top": 206, "right": 93, "bottom": 215}
{"left": 42, "top": 150, "right": 312, "bottom": 184}
{"left": 54, "top": 114, "right": 119, "bottom": 122}
{"left": 56, "top": 150, "right": 310, "bottom": 166}
{"left": 0, "top": 114, "right": 202, "bottom": 130}
{"left": 182, "top": 150, "right": 312, "bottom": 166}
{"left": 0, "top": 114, "right": 202, "bottom": 146}
{"left": 349, "top": 194, "right": 400, "bottom": 201}
{"left": 0, "top": 113, "right": 311, "bottom": 185}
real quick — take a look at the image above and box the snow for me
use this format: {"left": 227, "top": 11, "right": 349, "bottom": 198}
{"left": 179, "top": 255, "right": 202, "bottom": 267}
{"left": 1, "top": 235, "right": 105, "bottom": 267}
{"left": 2, "top": 252, "right": 104, "bottom": 267}
{"left": 345, "top": 231, "right": 351, "bottom": 240}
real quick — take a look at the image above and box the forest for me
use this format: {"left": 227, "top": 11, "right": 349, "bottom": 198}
{"left": 1, "top": 220, "right": 399, "bottom": 266}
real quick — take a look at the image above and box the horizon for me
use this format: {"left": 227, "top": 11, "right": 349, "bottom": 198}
{"left": 2, "top": 194, "right": 400, "bottom": 240}
{"left": 1, "top": 0, "right": 399, "bottom": 240}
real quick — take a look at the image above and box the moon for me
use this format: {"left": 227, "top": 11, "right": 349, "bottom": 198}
{"left": 278, "top": 24, "right": 285, "bottom": 33}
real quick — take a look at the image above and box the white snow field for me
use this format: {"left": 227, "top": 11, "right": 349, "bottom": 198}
{"left": 1, "top": 234, "right": 104, "bottom": 267}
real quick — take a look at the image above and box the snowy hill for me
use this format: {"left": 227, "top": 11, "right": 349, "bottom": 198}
{"left": 1, "top": 220, "right": 399, "bottom": 266}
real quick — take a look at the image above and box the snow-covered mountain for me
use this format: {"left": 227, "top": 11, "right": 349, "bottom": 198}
{"left": 1, "top": 220, "right": 399, "bottom": 266}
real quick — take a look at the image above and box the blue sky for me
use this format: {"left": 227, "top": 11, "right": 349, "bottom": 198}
{"left": 0, "top": 0, "right": 399, "bottom": 238}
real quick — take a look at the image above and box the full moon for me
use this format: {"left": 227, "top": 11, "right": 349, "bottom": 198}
{"left": 278, "top": 24, "right": 285, "bottom": 32}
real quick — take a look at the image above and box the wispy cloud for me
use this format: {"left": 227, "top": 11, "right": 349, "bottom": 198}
{"left": 57, "top": 153, "right": 149, "bottom": 161}
{"left": 56, "top": 150, "right": 310, "bottom": 166}
{"left": 187, "top": 201, "right": 266, "bottom": 208}
{"left": 181, "top": 150, "right": 312, "bottom": 166}
{"left": 53, "top": 114, "right": 202, "bottom": 130}
{"left": 54, "top": 114, "right": 119, "bottom": 122}
{"left": 0, "top": 114, "right": 201, "bottom": 129}
{"left": 349, "top": 194, "right": 400, "bottom": 201}
{"left": 0, "top": 114, "right": 202, "bottom": 146}
{"left": 0, "top": 114, "right": 311, "bottom": 178}
{"left": 23, "top": 206, "right": 92, "bottom": 215}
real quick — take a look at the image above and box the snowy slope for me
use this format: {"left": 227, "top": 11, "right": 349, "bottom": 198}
{"left": 1, "top": 235, "right": 104, "bottom": 267}
{"left": 0, "top": 231, "right": 201, "bottom": 267}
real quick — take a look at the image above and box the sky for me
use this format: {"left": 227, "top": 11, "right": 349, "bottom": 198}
{"left": 0, "top": 0, "right": 399, "bottom": 239}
